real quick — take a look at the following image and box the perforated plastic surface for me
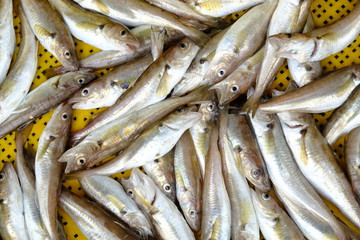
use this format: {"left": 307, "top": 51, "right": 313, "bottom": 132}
{"left": 0, "top": 0, "right": 359, "bottom": 239}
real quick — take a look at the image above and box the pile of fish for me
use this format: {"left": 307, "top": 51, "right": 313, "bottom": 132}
{"left": 0, "top": 0, "right": 359, "bottom": 239}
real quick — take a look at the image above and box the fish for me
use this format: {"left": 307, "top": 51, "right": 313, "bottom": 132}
{"left": 42, "top": 25, "right": 184, "bottom": 78}
{"left": 0, "top": 3, "right": 38, "bottom": 125}
{"left": 71, "top": 38, "right": 199, "bottom": 143}
{"left": 69, "top": 106, "right": 201, "bottom": 177}
{"left": 69, "top": 55, "right": 153, "bottom": 110}
{"left": 59, "top": 188, "right": 139, "bottom": 240}
{"left": 189, "top": 102, "right": 218, "bottom": 178}
{"left": 287, "top": 15, "right": 322, "bottom": 87}
{"left": 0, "top": 162, "right": 29, "bottom": 240}
{"left": 151, "top": 27, "right": 165, "bottom": 61}
{"left": 0, "top": 70, "right": 96, "bottom": 138}
{"left": 258, "top": 64, "right": 360, "bottom": 113}
{"left": 268, "top": 2, "right": 360, "bottom": 62}
{"left": 323, "top": 86, "right": 360, "bottom": 145}
{"left": 251, "top": 188, "right": 305, "bottom": 240}
{"left": 143, "top": 150, "right": 176, "bottom": 202}
{"left": 189, "top": 0, "right": 265, "bottom": 17}
{"left": 15, "top": 130, "right": 50, "bottom": 240}
{"left": 243, "top": 0, "right": 311, "bottom": 115}
{"left": 172, "top": 27, "right": 229, "bottom": 96}
{"left": 48, "top": 0, "right": 140, "bottom": 52}
{"left": 227, "top": 113, "right": 270, "bottom": 192}
{"left": 248, "top": 110, "right": 349, "bottom": 240}
{"left": 0, "top": 0, "right": 15, "bottom": 84}
{"left": 275, "top": 85, "right": 360, "bottom": 229}
{"left": 174, "top": 131, "right": 202, "bottom": 231}
{"left": 20, "top": 0, "right": 78, "bottom": 71}
{"left": 79, "top": 175, "right": 153, "bottom": 239}
{"left": 71, "top": 0, "right": 209, "bottom": 46}
{"left": 35, "top": 103, "right": 72, "bottom": 240}
{"left": 59, "top": 86, "right": 209, "bottom": 174}
{"left": 121, "top": 168, "right": 195, "bottom": 240}
{"left": 210, "top": 46, "right": 264, "bottom": 106}
{"left": 218, "top": 109, "right": 259, "bottom": 240}
{"left": 345, "top": 127, "right": 360, "bottom": 199}
{"left": 201, "top": 125, "right": 231, "bottom": 240}
{"left": 203, "top": 0, "right": 277, "bottom": 86}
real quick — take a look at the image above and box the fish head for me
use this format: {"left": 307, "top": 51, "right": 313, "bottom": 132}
{"left": 124, "top": 212, "right": 153, "bottom": 239}
{"left": 0, "top": 162, "right": 17, "bottom": 201}
{"left": 179, "top": 190, "right": 202, "bottom": 231}
{"left": 53, "top": 37, "right": 79, "bottom": 72}
{"left": 203, "top": 52, "right": 238, "bottom": 85}
{"left": 166, "top": 38, "right": 200, "bottom": 67}
{"left": 48, "top": 102, "right": 73, "bottom": 137}
{"left": 268, "top": 33, "right": 316, "bottom": 63}
{"left": 198, "top": 101, "right": 218, "bottom": 123}
{"left": 251, "top": 188, "right": 279, "bottom": 217}
{"left": 58, "top": 69, "right": 96, "bottom": 91}
{"left": 210, "top": 78, "right": 240, "bottom": 106}
{"left": 251, "top": 110, "right": 276, "bottom": 133}
{"left": 162, "top": 106, "right": 202, "bottom": 131}
{"left": 104, "top": 23, "right": 140, "bottom": 53}
{"left": 68, "top": 81, "right": 102, "bottom": 109}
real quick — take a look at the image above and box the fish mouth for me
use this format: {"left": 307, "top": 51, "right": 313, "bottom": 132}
{"left": 126, "top": 43, "right": 139, "bottom": 52}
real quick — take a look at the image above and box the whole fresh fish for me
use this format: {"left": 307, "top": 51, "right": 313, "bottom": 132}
{"left": 0, "top": 0, "right": 15, "bottom": 84}
{"left": 143, "top": 150, "right": 176, "bottom": 202}
{"left": 70, "top": 106, "right": 201, "bottom": 177}
{"left": 71, "top": 0, "right": 209, "bottom": 46}
{"left": 227, "top": 113, "right": 270, "bottom": 192}
{"left": 121, "top": 168, "right": 195, "bottom": 240}
{"left": 251, "top": 189, "right": 304, "bottom": 240}
{"left": 48, "top": 0, "right": 140, "bottom": 52}
{"left": 287, "top": 15, "right": 322, "bottom": 87}
{"left": 0, "top": 3, "right": 38, "bottom": 125}
{"left": 275, "top": 188, "right": 339, "bottom": 240}
{"left": 15, "top": 131, "right": 50, "bottom": 240}
{"left": 203, "top": 0, "right": 277, "bottom": 86}
{"left": 0, "top": 70, "right": 96, "bottom": 138}
{"left": 0, "top": 162, "right": 29, "bottom": 240}
{"left": 20, "top": 0, "right": 77, "bottom": 71}
{"left": 59, "top": 188, "right": 138, "bottom": 240}
{"left": 258, "top": 64, "right": 360, "bottom": 113}
{"left": 345, "top": 127, "right": 360, "bottom": 198}
{"left": 269, "top": 2, "right": 360, "bottom": 62}
{"left": 323, "top": 86, "right": 360, "bottom": 145}
{"left": 42, "top": 25, "right": 184, "bottom": 78}
{"left": 174, "top": 131, "right": 202, "bottom": 231}
{"left": 218, "top": 110, "right": 259, "bottom": 240}
{"left": 189, "top": 102, "right": 218, "bottom": 178}
{"left": 71, "top": 38, "right": 199, "bottom": 144}
{"left": 188, "top": 0, "right": 265, "bottom": 17}
{"left": 35, "top": 103, "right": 71, "bottom": 240}
{"left": 248, "top": 110, "right": 348, "bottom": 240}
{"left": 69, "top": 55, "right": 153, "bottom": 110}
{"left": 151, "top": 27, "right": 165, "bottom": 61}
{"left": 210, "top": 46, "right": 264, "bottom": 106}
{"left": 201, "top": 126, "right": 231, "bottom": 240}
{"left": 59, "top": 87, "right": 209, "bottom": 174}
{"left": 79, "top": 175, "right": 153, "bottom": 239}
{"left": 172, "top": 28, "right": 228, "bottom": 96}
{"left": 243, "top": 0, "right": 311, "bottom": 114}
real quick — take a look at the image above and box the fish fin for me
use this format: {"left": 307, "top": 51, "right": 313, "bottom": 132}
{"left": 155, "top": 64, "right": 172, "bottom": 97}
{"left": 11, "top": 107, "right": 30, "bottom": 115}
{"left": 36, "top": 135, "right": 57, "bottom": 161}
{"left": 34, "top": 24, "right": 57, "bottom": 39}
{"left": 15, "top": 124, "right": 33, "bottom": 145}
{"left": 76, "top": 22, "right": 103, "bottom": 31}
{"left": 151, "top": 26, "right": 165, "bottom": 61}
{"left": 242, "top": 97, "right": 259, "bottom": 118}
{"left": 93, "top": 0, "right": 110, "bottom": 15}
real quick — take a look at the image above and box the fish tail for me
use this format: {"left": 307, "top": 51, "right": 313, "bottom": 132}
{"left": 242, "top": 96, "right": 260, "bottom": 118}
{"left": 41, "top": 65, "right": 68, "bottom": 78}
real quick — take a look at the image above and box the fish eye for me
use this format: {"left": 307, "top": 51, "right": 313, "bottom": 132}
{"left": 77, "top": 158, "right": 86, "bottom": 166}
{"left": 154, "top": 159, "right": 160, "bottom": 163}
{"left": 63, "top": 50, "right": 71, "bottom": 59}
{"left": 199, "top": 59, "right": 206, "bottom": 64}
{"left": 0, "top": 172, "right": 5, "bottom": 181}
{"left": 218, "top": 69, "right": 225, "bottom": 77}
{"left": 177, "top": 108, "right": 184, "bottom": 113}
{"left": 82, "top": 89, "right": 89, "bottom": 96}
{"left": 262, "top": 193, "right": 271, "bottom": 200}
{"left": 78, "top": 78, "right": 85, "bottom": 84}
{"left": 189, "top": 209, "right": 197, "bottom": 217}
{"left": 135, "top": 230, "right": 142, "bottom": 237}
{"left": 163, "top": 183, "right": 171, "bottom": 192}
{"left": 61, "top": 113, "right": 68, "bottom": 120}
{"left": 179, "top": 42, "right": 187, "bottom": 49}
{"left": 127, "top": 190, "right": 134, "bottom": 198}
{"left": 120, "top": 30, "right": 127, "bottom": 36}
{"left": 230, "top": 85, "right": 239, "bottom": 93}
{"left": 251, "top": 169, "right": 261, "bottom": 179}
{"left": 206, "top": 104, "right": 214, "bottom": 112}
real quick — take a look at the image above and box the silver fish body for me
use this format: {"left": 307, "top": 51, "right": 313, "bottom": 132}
{"left": 174, "top": 131, "right": 202, "bottom": 231}
{"left": 323, "top": 86, "right": 360, "bottom": 145}
{"left": 79, "top": 175, "right": 153, "bottom": 239}
{"left": 69, "top": 55, "right": 153, "bottom": 109}
{"left": 0, "top": 162, "right": 29, "bottom": 240}
{"left": 0, "top": 70, "right": 96, "bottom": 138}
{"left": 0, "top": 0, "right": 15, "bottom": 84}
{"left": 345, "top": 127, "right": 360, "bottom": 198}
{"left": 35, "top": 103, "right": 72, "bottom": 240}
{"left": 143, "top": 150, "right": 176, "bottom": 202}
{"left": 121, "top": 168, "right": 195, "bottom": 240}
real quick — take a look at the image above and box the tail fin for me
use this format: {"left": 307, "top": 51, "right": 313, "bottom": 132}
{"left": 41, "top": 65, "right": 68, "bottom": 78}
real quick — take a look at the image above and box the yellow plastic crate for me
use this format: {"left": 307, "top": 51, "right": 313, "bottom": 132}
{"left": 0, "top": 0, "right": 359, "bottom": 239}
